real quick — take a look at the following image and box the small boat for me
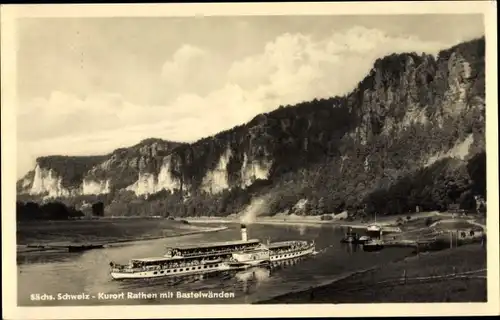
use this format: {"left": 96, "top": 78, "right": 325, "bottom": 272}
{"left": 358, "top": 235, "right": 371, "bottom": 244}
{"left": 366, "top": 224, "right": 383, "bottom": 241}
{"left": 341, "top": 226, "right": 372, "bottom": 244}
{"left": 341, "top": 229, "right": 371, "bottom": 244}
{"left": 366, "top": 212, "right": 383, "bottom": 238}
{"left": 363, "top": 239, "right": 384, "bottom": 252}
{"left": 366, "top": 224, "right": 382, "bottom": 232}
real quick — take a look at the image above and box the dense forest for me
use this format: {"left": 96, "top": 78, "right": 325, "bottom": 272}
{"left": 16, "top": 37, "right": 487, "bottom": 220}
{"left": 16, "top": 200, "right": 106, "bottom": 221}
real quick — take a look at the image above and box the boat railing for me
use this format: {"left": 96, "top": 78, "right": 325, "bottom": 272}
{"left": 171, "top": 245, "right": 259, "bottom": 258}
{"left": 271, "top": 242, "right": 314, "bottom": 255}
{"left": 111, "top": 266, "right": 144, "bottom": 273}
{"left": 110, "top": 257, "right": 224, "bottom": 273}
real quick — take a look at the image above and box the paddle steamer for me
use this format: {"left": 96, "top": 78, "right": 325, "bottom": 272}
{"left": 109, "top": 224, "right": 316, "bottom": 279}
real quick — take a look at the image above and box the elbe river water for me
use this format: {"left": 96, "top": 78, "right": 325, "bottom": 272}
{"left": 18, "top": 223, "right": 414, "bottom": 305}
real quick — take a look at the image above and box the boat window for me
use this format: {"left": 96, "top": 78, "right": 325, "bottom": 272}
{"left": 160, "top": 271, "right": 164, "bottom": 274}
{"left": 173, "top": 269, "right": 177, "bottom": 272}
{"left": 198, "top": 266, "right": 201, "bottom": 269}
{"left": 203, "top": 266, "right": 207, "bottom": 269}
{"left": 167, "top": 270, "right": 171, "bottom": 273}
{"left": 180, "top": 269, "right": 184, "bottom": 271}
{"left": 154, "top": 271, "right": 157, "bottom": 275}
{"left": 175, "top": 241, "right": 260, "bottom": 258}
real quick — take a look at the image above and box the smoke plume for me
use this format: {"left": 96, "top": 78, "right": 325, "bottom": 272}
{"left": 239, "top": 195, "right": 271, "bottom": 224}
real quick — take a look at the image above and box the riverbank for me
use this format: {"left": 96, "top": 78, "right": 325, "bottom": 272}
{"left": 186, "top": 211, "right": 458, "bottom": 227}
{"left": 257, "top": 243, "right": 486, "bottom": 303}
{"left": 187, "top": 212, "right": 486, "bottom": 236}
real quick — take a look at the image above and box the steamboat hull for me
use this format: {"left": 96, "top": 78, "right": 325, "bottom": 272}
{"left": 109, "top": 225, "right": 317, "bottom": 280}
{"left": 219, "top": 260, "right": 268, "bottom": 271}
{"left": 270, "top": 245, "right": 315, "bottom": 262}
{"left": 362, "top": 241, "right": 384, "bottom": 252}
{"left": 110, "top": 262, "right": 226, "bottom": 279}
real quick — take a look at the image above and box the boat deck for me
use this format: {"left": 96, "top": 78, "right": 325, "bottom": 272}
{"left": 167, "top": 239, "right": 260, "bottom": 251}
{"left": 268, "top": 240, "right": 307, "bottom": 249}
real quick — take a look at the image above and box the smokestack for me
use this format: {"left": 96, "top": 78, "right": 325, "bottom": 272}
{"left": 241, "top": 224, "right": 248, "bottom": 241}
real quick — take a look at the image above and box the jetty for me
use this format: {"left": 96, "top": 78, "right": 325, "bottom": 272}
{"left": 340, "top": 224, "right": 402, "bottom": 234}
{"left": 26, "top": 242, "right": 105, "bottom": 253}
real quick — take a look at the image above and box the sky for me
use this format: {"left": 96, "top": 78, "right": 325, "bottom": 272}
{"left": 16, "top": 14, "right": 485, "bottom": 178}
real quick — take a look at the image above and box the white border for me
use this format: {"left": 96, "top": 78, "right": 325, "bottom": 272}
{"left": 1, "top": 2, "right": 498, "bottom": 319}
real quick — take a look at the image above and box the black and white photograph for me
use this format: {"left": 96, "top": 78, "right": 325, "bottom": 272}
{"left": 2, "top": 2, "right": 498, "bottom": 319}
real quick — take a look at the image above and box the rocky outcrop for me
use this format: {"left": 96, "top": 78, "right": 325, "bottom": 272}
{"left": 17, "top": 37, "right": 486, "bottom": 216}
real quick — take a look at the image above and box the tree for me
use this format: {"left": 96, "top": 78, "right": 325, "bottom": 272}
{"left": 91, "top": 202, "right": 105, "bottom": 217}
{"left": 317, "top": 197, "right": 325, "bottom": 215}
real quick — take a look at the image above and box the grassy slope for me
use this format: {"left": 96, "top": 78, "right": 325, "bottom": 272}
{"left": 259, "top": 244, "right": 486, "bottom": 303}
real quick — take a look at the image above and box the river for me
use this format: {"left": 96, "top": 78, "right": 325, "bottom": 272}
{"left": 18, "top": 223, "right": 414, "bottom": 305}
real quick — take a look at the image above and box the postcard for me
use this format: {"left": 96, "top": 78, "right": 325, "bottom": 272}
{"left": 1, "top": 1, "right": 498, "bottom": 319}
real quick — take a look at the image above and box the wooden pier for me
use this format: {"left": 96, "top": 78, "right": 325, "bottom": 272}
{"left": 340, "top": 224, "right": 402, "bottom": 233}
{"left": 26, "top": 243, "right": 105, "bottom": 252}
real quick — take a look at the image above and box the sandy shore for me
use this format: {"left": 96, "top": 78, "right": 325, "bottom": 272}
{"left": 257, "top": 244, "right": 486, "bottom": 304}
{"left": 186, "top": 211, "right": 456, "bottom": 228}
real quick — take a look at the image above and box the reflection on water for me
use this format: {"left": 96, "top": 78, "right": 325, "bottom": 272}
{"left": 341, "top": 243, "right": 360, "bottom": 254}
{"left": 18, "top": 223, "right": 414, "bottom": 305}
{"left": 298, "top": 225, "right": 307, "bottom": 236}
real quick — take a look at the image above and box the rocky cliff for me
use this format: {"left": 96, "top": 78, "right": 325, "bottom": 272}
{"left": 17, "top": 138, "right": 185, "bottom": 198}
{"left": 17, "top": 37, "right": 486, "bottom": 217}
